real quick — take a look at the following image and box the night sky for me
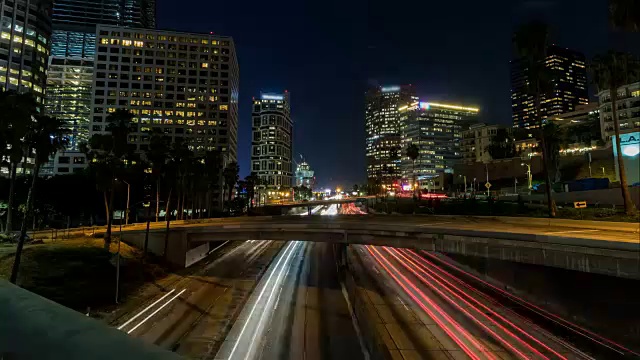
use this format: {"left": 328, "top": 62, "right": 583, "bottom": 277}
{"left": 157, "top": 0, "right": 635, "bottom": 189}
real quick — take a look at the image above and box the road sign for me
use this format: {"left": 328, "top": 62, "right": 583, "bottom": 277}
{"left": 485, "top": 182, "right": 492, "bottom": 189}
{"left": 573, "top": 201, "right": 587, "bottom": 209}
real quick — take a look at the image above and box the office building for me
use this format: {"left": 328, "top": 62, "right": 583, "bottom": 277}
{"left": 399, "top": 101, "right": 479, "bottom": 188}
{"left": 511, "top": 46, "right": 588, "bottom": 129}
{"left": 43, "top": 0, "right": 156, "bottom": 175}
{"left": 90, "top": 25, "right": 239, "bottom": 208}
{"left": 597, "top": 81, "right": 640, "bottom": 141}
{"left": 0, "top": 0, "right": 52, "bottom": 106}
{"left": 251, "top": 92, "right": 293, "bottom": 191}
{"left": 365, "top": 85, "right": 417, "bottom": 188}
{"left": 462, "top": 123, "right": 509, "bottom": 163}
{"left": 295, "top": 160, "right": 314, "bottom": 188}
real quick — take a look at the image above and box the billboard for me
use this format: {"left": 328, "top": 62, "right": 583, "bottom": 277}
{"left": 612, "top": 131, "right": 640, "bottom": 186}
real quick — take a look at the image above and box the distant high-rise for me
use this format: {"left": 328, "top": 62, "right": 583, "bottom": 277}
{"left": 365, "top": 85, "right": 417, "bottom": 188}
{"left": 511, "top": 45, "right": 588, "bottom": 129}
{"left": 251, "top": 92, "right": 293, "bottom": 191}
{"left": 0, "top": 0, "right": 52, "bottom": 107}
{"left": 295, "top": 161, "right": 314, "bottom": 189}
{"left": 43, "top": 0, "right": 156, "bottom": 175}
{"left": 400, "top": 101, "right": 479, "bottom": 185}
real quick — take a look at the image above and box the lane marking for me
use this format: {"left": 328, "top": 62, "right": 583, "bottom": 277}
{"left": 545, "top": 229, "right": 600, "bottom": 235}
{"left": 208, "top": 240, "right": 230, "bottom": 254}
{"left": 127, "top": 289, "right": 187, "bottom": 334}
{"left": 117, "top": 289, "right": 176, "bottom": 330}
{"left": 418, "top": 222, "right": 453, "bottom": 227}
{"left": 340, "top": 281, "right": 371, "bottom": 360}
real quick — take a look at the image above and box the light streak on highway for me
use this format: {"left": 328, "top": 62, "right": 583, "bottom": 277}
{"left": 365, "top": 246, "right": 495, "bottom": 360}
{"left": 359, "top": 244, "right": 637, "bottom": 359}
{"left": 321, "top": 204, "right": 338, "bottom": 215}
{"left": 218, "top": 241, "right": 305, "bottom": 360}
{"left": 418, "top": 250, "right": 640, "bottom": 358}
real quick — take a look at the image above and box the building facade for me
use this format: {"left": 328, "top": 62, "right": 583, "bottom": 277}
{"left": 251, "top": 92, "right": 293, "bottom": 190}
{"left": 365, "top": 85, "right": 416, "bottom": 187}
{"left": 0, "top": 0, "right": 52, "bottom": 106}
{"left": 400, "top": 101, "right": 479, "bottom": 188}
{"left": 511, "top": 46, "right": 588, "bottom": 130}
{"left": 43, "top": 0, "right": 156, "bottom": 175}
{"left": 295, "top": 161, "right": 314, "bottom": 188}
{"left": 597, "top": 81, "right": 640, "bottom": 141}
{"left": 462, "top": 123, "right": 508, "bottom": 163}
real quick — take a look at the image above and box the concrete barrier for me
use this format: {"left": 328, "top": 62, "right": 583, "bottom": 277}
{"left": 0, "top": 280, "right": 182, "bottom": 360}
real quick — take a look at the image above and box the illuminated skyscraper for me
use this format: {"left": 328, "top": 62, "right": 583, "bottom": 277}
{"left": 400, "top": 101, "right": 479, "bottom": 187}
{"left": 251, "top": 92, "right": 293, "bottom": 191}
{"left": 43, "top": 0, "right": 156, "bottom": 175}
{"left": 511, "top": 45, "right": 588, "bottom": 129}
{"left": 0, "top": 0, "right": 52, "bottom": 107}
{"left": 295, "top": 160, "right": 315, "bottom": 188}
{"left": 365, "top": 85, "right": 417, "bottom": 188}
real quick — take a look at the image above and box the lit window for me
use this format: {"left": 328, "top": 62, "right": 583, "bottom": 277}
{"left": 100, "top": 38, "right": 109, "bottom": 44}
{"left": 110, "top": 39, "right": 119, "bottom": 45}
{"left": 134, "top": 41, "right": 144, "bottom": 47}
{"left": 219, "top": 104, "right": 228, "bottom": 111}
{"left": 12, "top": 36, "right": 23, "bottom": 43}
{"left": 122, "top": 39, "right": 132, "bottom": 46}
{"left": 24, "top": 39, "right": 34, "bottom": 47}
{"left": 201, "top": 63, "right": 208, "bottom": 68}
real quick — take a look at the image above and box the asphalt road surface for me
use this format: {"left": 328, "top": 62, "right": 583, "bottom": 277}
{"left": 115, "top": 239, "right": 284, "bottom": 358}
{"left": 351, "top": 244, "right": 639, "bottom": 359}
{"left": 215, "top": 240, "right": 367, "bottom": 360}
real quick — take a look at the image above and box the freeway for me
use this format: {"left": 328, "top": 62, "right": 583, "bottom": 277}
{"left": 215, "top": 204, "right": 367, "bottom": 360}
{"left": 351, "top": 244, "right": 639, "bottom": 359}
{"left": 114, "top": 239, "right": 284, "bottom": 357}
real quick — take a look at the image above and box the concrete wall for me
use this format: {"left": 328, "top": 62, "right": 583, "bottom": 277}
{"left": 502, "top": 186, "right": 640, "bottom": 208}
{"left": 185, "top": 242, "right": 210, "bottom": 267}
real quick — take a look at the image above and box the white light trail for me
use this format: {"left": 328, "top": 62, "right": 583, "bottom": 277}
{"left": 127, "top": 289, "right": 187, "bottom": 334}
{"left": 117, "top": 289, "right": 176, "bottom": 330}
{"left": 221, "top": 241, "right": 302, "bottom": 360}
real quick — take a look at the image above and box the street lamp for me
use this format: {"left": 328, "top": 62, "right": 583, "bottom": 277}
{"left": 521, "top": 163, "right": 532, "bottom": 191}
{"left": 115, "top": 178, "right": 131, "bottom": 226}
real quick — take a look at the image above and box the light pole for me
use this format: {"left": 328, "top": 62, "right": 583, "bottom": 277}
{"left": 521, "top": 163, "right": 532, "bottom": 191}
{"left": 485, "top": 164, "right": 490, "bottom": 197}
{"left": 116, "top": 179, "right": 131, "bottom": 226}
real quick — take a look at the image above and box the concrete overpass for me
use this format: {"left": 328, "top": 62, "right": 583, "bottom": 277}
{"left": 123, "top": 215, "right": 640, "bottom": 279}
{"left": 253, "top": 196, "right": 375, "bottom": 215}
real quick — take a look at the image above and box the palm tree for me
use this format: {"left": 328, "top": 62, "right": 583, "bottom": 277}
{"left": 202, "top": 150, "right": 222, "bottom": 215}
{"left": 10, "top": 115, "right": 68, "bottom": 283}
{"left": 0, "top": 92, "right": 37, "bottom": 234}
{"left": 592, "top": 51, "right": 639, "bottom": 215}
{"left": 245, "top": 172, "right": 259, "bottom": 209}
{"left": 406, "top": 143, "right": 419, "bottom": 197}
{"left": 83, "top": 109, "right": 135, "bottom": 250}
{"left": 146, "top": 129, "right": 170, "bottom": 222}
{"left": 223, "top": 161, "right": 239, "bottom": 211}
{"left": 513, "top": 20, "right": 558, "bottom": 217}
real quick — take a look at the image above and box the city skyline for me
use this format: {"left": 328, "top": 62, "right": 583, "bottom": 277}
{"left": 154, "top": 0, "right": 634, "bottom": 188}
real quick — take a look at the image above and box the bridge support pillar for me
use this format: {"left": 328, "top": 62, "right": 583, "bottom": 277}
{"left": 308, "top": 205, "right": 312, "bottom": 216}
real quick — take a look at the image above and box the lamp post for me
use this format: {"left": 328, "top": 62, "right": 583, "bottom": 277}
{"left": 116, "top": 179, "right": 130, "bottom": 226}
{"left": 521, "top": 163, "right": 532, "bottom": 191}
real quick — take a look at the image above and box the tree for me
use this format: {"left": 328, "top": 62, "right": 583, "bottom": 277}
{"left": 513, "top": 20, "right": 557, "bottom": 217}
{"left": 592, "top": 51, "right": 639, "bottom": 215}
{"left": 146, "top": 129, "right": 170, "bottom": 222}
{"left": 203, "top": 150, "right": 223, "bottom": 215}
{"left": 10, "top": 115, "right": 68, "bottom": 283}
{"left": 486, "top": 129, "right": 516, "bottom": 160}
{"left": 609, "top": 0, "right": 640, "bottom": 32}
{"left": 245, "top": 172, "right": 259, "bottom": 209}
{"left": 0, "top": 92, "right": 37, "bottom": 234}
{"left": 222, "top": 161, "right": 239, "bottom": 211}
{"left": 82, "top": 109, "right": 136, "bottom": 250}
{"left": 406, "top": 143, "right": 420, "bottom": 196}
{"left": 542, "top": 121, "right": 565, "bottom": 183}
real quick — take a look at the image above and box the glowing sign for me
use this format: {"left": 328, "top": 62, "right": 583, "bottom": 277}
{"left": 622, "top": 144, "right": 639, "bottom": 157}
{"left": 381, "top": 86, "right": 400, "bottom": 92}
{"left": 261, "top": 94, "right": 283, "bottom": 100}
{"left": 419, "top": 102, "right": 479, "bottom": 112}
